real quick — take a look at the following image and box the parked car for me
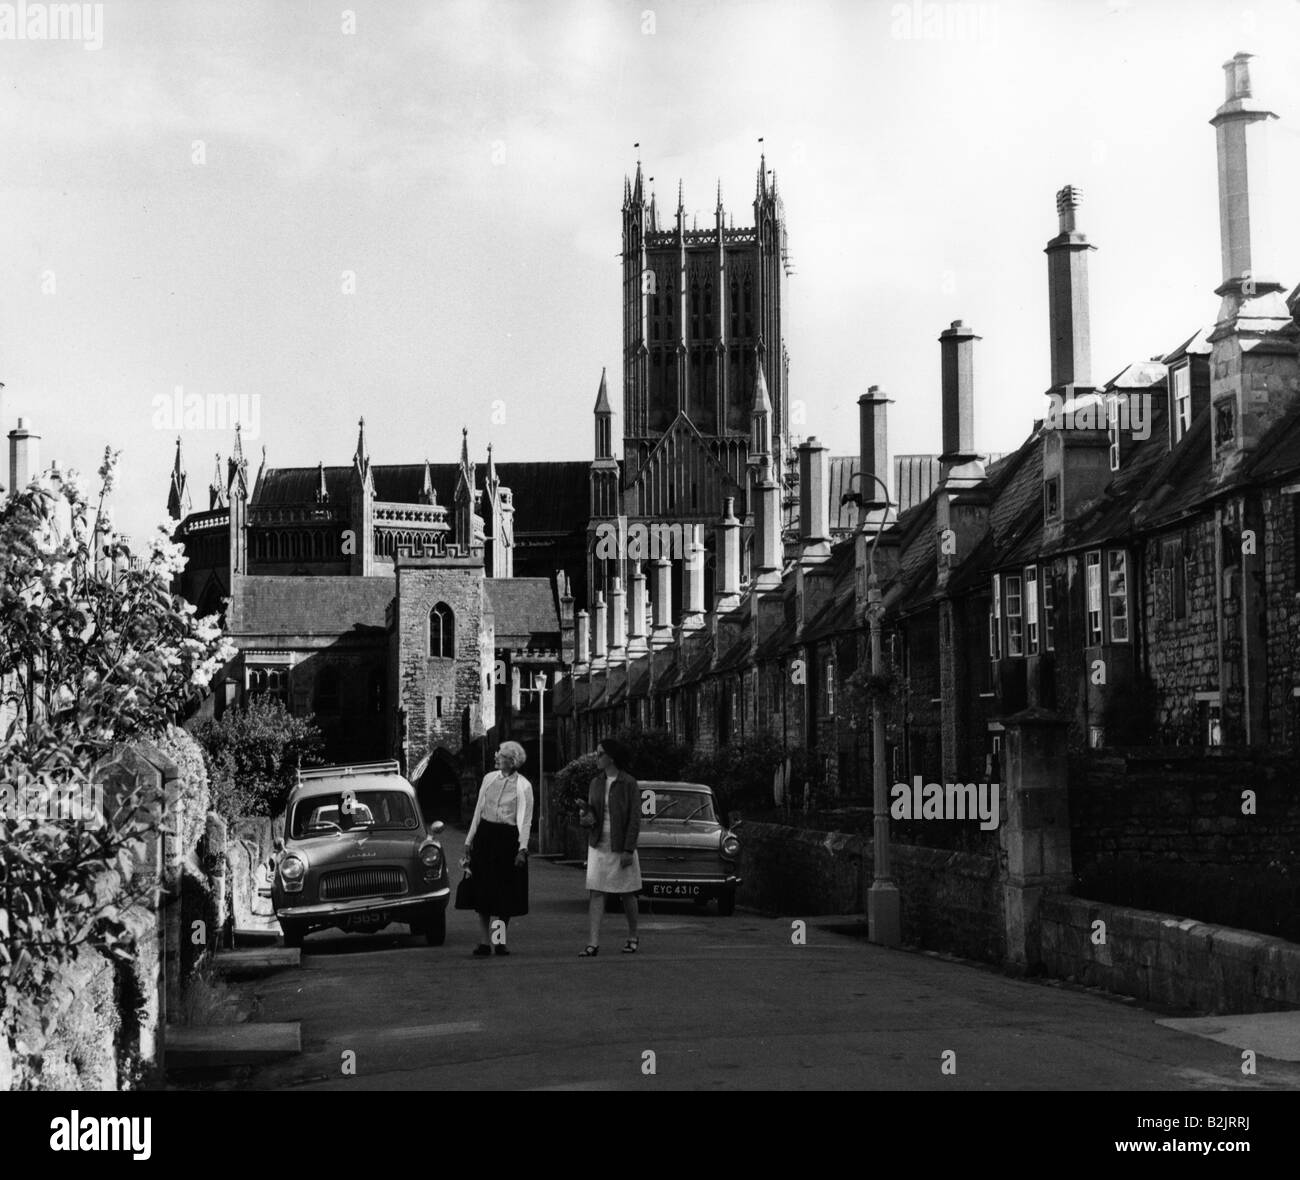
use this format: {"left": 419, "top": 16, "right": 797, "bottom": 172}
{"left": 634, "top": 781, "right": 741, "bottom": 915}
{"left": 260, "top": 761, "right": 450, "bottom": 948}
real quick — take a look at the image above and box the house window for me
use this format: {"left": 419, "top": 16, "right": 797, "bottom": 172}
{"left": 1089, "top": 725, "right": 1105, "bottom": 749}
{"left": 1043, "top": 569, "right": 1056, "bottom": 651}
{"left": 1108, "top": 550, "right": 1130, "bottom": 643}
{"left": 1005, "top": 574, "right": 1024, "bottom": 657}
{"left": 430, "top": 602, "right": 455, "bottom": 658}
{"left": 1086, "top": 551, "right": 1103, "bottom": 645}
{"left": 1107, "top": 395, "right": 1121, "bottom": 471}
{"left": 1024, "top": 566, "right": 1040, "bottom": 655}
{"left": 1206, "top": 705, "right": 1222, "bottom": 748}
{"left": 435, "top": 694, "right": 443, "bottom": 719}
{"left": 825, "top": 663, "right": 835, "bottom": 717}
{"left": 990, "top": 576, "right": 1002, "bottom": 663}
{"left": 1172, "top": 365, "right": 1192, "bottom": 443}
{"left": 1044, "top": 477, "right": 1061, "bottom": 521}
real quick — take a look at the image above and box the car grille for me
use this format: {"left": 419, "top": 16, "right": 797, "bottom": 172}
{"left": 319, "top": 867, "right": 409, "bottom": 901}
{"left": 638, "top": 851, "right": 721, "bottom": 880}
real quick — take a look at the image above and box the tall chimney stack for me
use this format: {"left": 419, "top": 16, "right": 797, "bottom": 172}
{"left": 575, "top": 608, "right": 591, "bottom": 674}
{"left": 714, "top": 498, "right": 741, "bottom": 611}
{"left": 1045, "top": 185, "right": 1095, "bottom": 392}
{"left": 8, "top": 418, "right": 40, "bottom": 494}
{"left": 797, "top": 438, "right": 831, "bottom": 563}
{"left": 938, "top": 322, "right": 984, "bottom": 487}
{"left": 858, "top": 385, "right": 893, "bottom": 527}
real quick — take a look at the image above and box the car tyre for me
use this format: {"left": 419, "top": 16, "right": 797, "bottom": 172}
{"left": 717, "top": 891, "right": 736, "bottom": 917}
{"left": 424, "top": 911, "right": 447, "bottom": 946}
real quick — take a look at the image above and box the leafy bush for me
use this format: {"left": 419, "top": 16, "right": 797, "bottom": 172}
{"left": 193, "top": 695, "right": 324, "bottom": 821}
{"left": 553, "top": 727, "right": 691, "bottom": 821}
{"left": 684, "top": 733, "right": 788, "bottom": 820}
{"left": 0, "top": 452, "right": 233, "bottom": 1064}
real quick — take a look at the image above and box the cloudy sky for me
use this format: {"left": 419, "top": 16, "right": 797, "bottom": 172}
{"left": 3, "top": 0, "right": 1300, "bottom": 540}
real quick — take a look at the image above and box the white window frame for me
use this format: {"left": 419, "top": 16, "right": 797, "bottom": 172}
{"left": 1042, "top": 569, "right": 1056, "bottom": 651}
{"left": 1107, "top": 549, "right": 1130, "bottom": 643}
{"left": 1005, "top": 574, "right": 1024, "bottom": 657}
{"left": 1172, "top": 364, "right": 1192, "bottom": 444}
{"left": 990, "top": 575, "right": 1002, "bottom": 662}
{"left": 1086, "top": 551, "right": 1103, "bottom": 646}
{"left": 1024, "top": 566, "right": 1040, "bottom": 655}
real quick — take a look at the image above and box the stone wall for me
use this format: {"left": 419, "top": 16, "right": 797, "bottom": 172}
{"left": 1040, "top": 894, "right": 1300, "bottom": 1014}
{"left": 734, "top": 820, "right": 1002, "bottom": 963}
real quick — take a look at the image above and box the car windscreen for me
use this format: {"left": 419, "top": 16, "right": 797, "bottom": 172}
{"left": 290, "top": 790, "right": 420, "bottom": 838}
{"left": 640, "top": 788, "right": 716, "bottom": 822}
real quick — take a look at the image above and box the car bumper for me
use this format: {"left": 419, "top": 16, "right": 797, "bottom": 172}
{"left": 277, "top": 885, "right": 450, "bottom": 922}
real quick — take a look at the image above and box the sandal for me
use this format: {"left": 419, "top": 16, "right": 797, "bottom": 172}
{"left": 622, "top": 938, "right": 639, "bottom": 954}
{"left": 578, "top": 945, "right": 599, "bottom": 957}
{"left": 472, "top": 944, "right": 492, "bottom": 958}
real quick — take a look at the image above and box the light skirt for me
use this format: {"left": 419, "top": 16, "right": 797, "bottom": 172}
{"left": 586, "top": 818, "right": 642, "bottom": 894}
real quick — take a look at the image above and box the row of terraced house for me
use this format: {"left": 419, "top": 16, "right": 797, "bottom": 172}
{"left": 556, "top": 53, "right": 1300, "bottom": 813}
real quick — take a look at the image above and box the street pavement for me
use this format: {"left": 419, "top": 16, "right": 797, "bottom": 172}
{"left": 236, "top": 825, "right": 1300, "bottom": 1091}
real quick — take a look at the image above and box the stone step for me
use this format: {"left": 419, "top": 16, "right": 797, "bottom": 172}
{"left": 166, "top": 1022, "right": 301, "bottom": 1069}
{"left": 213, "top": 948, "right": 301, "bottom": 977}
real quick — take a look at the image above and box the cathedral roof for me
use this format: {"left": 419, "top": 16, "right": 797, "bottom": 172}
{"left": 253, "top": 461, "right": 590, "bottom": 534}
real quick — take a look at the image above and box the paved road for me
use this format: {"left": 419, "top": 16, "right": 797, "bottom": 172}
{"left": 238, "top": 826, "right": 1300, "bottom": 1091}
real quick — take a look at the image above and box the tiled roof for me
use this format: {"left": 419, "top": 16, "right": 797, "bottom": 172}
{"left": 235, "top": 575, "right": 393, "bottom": 636}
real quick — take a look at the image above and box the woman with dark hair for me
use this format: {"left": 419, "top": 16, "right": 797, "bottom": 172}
{"left": 461, "top": 741, "right": 533, "bottom": 957}
{"left": 577, "top": 737, "right": 642, "bottom": 956}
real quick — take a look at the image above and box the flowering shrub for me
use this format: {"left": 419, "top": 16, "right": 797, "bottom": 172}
{"left": 0, "top": 451, "right": 233, "bottom": 1065}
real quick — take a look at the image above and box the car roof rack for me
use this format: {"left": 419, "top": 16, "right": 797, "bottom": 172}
{"left": 296, "top": 760, "right": 401, "bottom": 784}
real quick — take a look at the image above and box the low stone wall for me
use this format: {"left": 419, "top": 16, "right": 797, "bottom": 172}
{"left": 1040, "top": 894, "right": 1300, "bottom": 1014}
{"left": 734, "top": 821, "right": 1003, "bottom": 962}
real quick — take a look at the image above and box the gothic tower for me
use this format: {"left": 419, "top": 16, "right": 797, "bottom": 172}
{"left": 604, "top": 151, "right": 792, "bottom": 616}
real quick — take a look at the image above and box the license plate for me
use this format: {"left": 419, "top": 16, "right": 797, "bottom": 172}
{"left": 649, "top": 884, "right": 701, "bottom": 898}
{"left": 347, "top": 910, "right": 389, "bottom": 931}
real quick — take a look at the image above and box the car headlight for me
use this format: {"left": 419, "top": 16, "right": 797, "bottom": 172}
{"left": 420, "top": 843, "right": 444, "bottom": 871}
{"left": 280, "top": 853, "right": 307, "bottom": 891}
{"left": 721, "top": 833, "right": 740, "bottom": 859}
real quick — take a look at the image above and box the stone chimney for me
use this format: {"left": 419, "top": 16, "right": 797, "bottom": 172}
{"left": 1045, "top": 186, "right": 1095, "bottom": 393}
{"left": 608, "top": 575, "right": 627, "bottom": 664}
{"left": 650, "top": 556, "right": 674, "bottom": 649}
{"left": 858, "top": 385, "right": 893, "bottom": 530}
{"left": 796, "top": 438, "right": 831, "bottom": 564}
{"left": 627, "top": 561, "right": 649, "bottom": 656}
{"left": 8, "top": 417, "right": 40, "bottom": 493}
{"left": 591, "top": 591, "right": 608, "bottom": 670}
{"left": 1207, "top": 51, "right": 1300, "bottom": 479}
{"left": 938, "top": 322, "right": 985, "bottom": 488}
{"left": 575, "top": 608, "right": 591, "bottom": 674}
{"left": 714, "top": 498, "right": 741, "bottom": 612}
{"left": 680, "top": 525, "right": 706, "bottom": 631}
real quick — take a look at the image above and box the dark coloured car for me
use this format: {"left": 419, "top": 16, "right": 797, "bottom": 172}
{"left": 635, "top": 781, "right": 741, "bottom": 915}
{"left": 261, "top": 761, "right": 450, "bottom": 947}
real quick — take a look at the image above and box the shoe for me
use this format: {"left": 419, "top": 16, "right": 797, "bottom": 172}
{"left": 578, "top": 945, "right": 599, "bottom": 957}
{"left": 472, "top": 944, "right": 492, "bottom": 957}
{"left": 622, "top": 938, "right": 639, "bottom": 954}
{"left": 494, "top": 944, "right": 510, "bottom": 956}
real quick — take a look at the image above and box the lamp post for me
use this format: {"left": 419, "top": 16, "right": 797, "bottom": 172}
{"left": 531, "top": 671, "right": 548, "bottom": 855}
{"left": 843, "top": 473, "right": 901, "bottom": 947}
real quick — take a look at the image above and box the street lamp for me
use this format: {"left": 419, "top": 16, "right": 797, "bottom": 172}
{"left": 842, "top": 473, "right": 901, "bottom": 947}
{"left": 529, "top": 671, "right": 549, "bottom": 855}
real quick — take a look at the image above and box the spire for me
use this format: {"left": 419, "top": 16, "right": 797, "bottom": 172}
{"left": 756, "top": 139, "right": 766, "bottom": 199}
{"left": 353, "top": 416, "right": 368, "bottom": 473}
{"left": 420, "top": 457, "right": 436, "bottom": 505}
{"left": 315, "top": 460, "right": 328, "bottom": 503}
{"left": 166, "top": 436, "right": 191, "bottom": 521}
{"left": 594, "top": 366, "right": 611, "bottom": 413}
{"left": 633, "top": 150, "right": 644, "bottom": 203}
{"left": 716, "top": 179, "right": 723, "bottom": 211}
{"left": 459, "top": 425, "right": 471, "bottom": 474}
{"left": 677, "top": 178, "right": 684, "bottom": 214}
{"left": 754, "top": 363, "right": 772, "bottom": 414}
{"left": 594, "top": 367, "right": 613, "bottom": 460}
{"left": 209, "top": 452, "right": 226, "bottom": 509}
{"left": 486, "top": 440, "right": 499, "bottom": 489}
{"left": 227, "top": 423, "right": 248, "bottom": 498}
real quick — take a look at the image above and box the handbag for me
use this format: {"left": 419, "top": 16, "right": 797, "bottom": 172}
{"left": 454, "top": 866, "right": 477, "bottom": 911}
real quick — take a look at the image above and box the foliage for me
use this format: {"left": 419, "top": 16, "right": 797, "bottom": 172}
{"left": 553, "top": 727, "right": 691, "bottom": 821}
{"left": 683, "top": 733, "right": 788, "bottom": 821}
{"left": 0, "top": 452, "right": 233, "bottom": 1064}
{"left": 193, "top": 695, "right": 324, "bottom": 821}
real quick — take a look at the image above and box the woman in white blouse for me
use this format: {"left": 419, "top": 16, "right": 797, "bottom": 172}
{"left": 462, "top": 741, "right": 534, "bottom": 957}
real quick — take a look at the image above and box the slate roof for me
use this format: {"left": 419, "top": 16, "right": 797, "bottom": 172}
{"left": 235, "top": 575, "right": 393, "bottom": 636}
{"left": 484, "top": 579, "right": 559, "bottom": 643}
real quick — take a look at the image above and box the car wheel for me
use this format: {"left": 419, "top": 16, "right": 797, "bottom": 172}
{"left": 717, "top": 891, "right": 736, "bottom": 917}
{"left": 424, "top": 911, "right": 447, "bottom": 946}
{"left": 282, "top": 922, "right": 305, "bottom": 949}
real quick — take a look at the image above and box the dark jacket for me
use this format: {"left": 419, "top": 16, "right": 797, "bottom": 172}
{"left": 586, "top": 770, "right": 641, "bottom": 853}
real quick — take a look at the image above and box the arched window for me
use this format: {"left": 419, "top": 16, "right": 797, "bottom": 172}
{"left": 430, "top": 602, "right": 455, "bottom": 658}
{"left": 315, "top": 666, "right": 340, "bottom": 715}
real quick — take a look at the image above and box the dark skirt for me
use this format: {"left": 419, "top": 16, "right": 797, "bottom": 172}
{"left": 464, "top": 819, "right": 528, "bottom": 918}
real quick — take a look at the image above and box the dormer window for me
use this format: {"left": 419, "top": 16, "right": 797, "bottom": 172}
{"left": 1107, "top": 395, "right": 1121, "bottom": 471}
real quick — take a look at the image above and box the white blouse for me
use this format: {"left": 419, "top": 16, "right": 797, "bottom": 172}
{"left": 466, "top": 771, "right": 534, "bottom": 850}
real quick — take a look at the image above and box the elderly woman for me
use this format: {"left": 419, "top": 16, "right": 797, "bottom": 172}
{"left": 462, "top": 741, "right": 533, "bottom": 957}
{"left": 578, "top": 738, "right": 642, "bottom": 956}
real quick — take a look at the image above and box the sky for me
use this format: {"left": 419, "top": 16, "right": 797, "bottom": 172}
{"left": 2, "top": 0, "right": 1300, "bottom": 540}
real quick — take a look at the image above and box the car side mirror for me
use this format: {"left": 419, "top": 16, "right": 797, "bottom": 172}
{"left": 429, "top": 820, "right": 445, "bottom": 836}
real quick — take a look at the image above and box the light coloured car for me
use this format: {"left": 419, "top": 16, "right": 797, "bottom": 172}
{"left": 635, "top": 781, "right": 741, "bottom": 916}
